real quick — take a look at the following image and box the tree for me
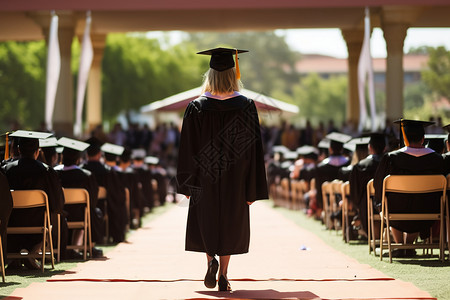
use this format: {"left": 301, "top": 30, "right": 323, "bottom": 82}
{"left": 291, "top": 73, "right": 347, "bottom": 126}
{"left": 0, "top": 41, "right": 46, "bottom": 130}
{"left": 421, "top": 46, "right": 450, "bottom": 100}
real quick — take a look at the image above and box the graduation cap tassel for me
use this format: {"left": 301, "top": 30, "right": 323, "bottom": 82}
{"left": 400, "top": 119, "right": 410, "bottom": 147}
{"left": 235, "top": 49, "right": 241, "bottom": 80}
{"left": 4, "top": 133, "right": 9, "bottom": 160}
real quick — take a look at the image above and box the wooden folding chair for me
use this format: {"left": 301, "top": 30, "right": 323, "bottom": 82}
{"left": 7, "top": 190, "right": 55, "bottom": 272}
{"left": 330, "top": 180, "right": 343, "bottom": 231}
{"left": 341, "top": 181, "right": 355, "bottom": 242}
{"left": 98, "top": 186, "right": 109, "bottom": 244}
{"left": 280, "top": 178, "right": 290, "bottom": 209}
{"left": 0, "top": 220, "right": 5, "bottom": 282}
{"left": 366, "top": 179, "right": 381, "bottom": 256}
{"left": 321, "top": 181, "right": 332, "bottom": 229}
{"left": 379, "top": 175, "right": 446, "bottom": 263}
{"left": 446, "top": 174, "right": 450, "bottom": 260}
{"left": 63, "top": 188, "right": 92, "bottom": 260}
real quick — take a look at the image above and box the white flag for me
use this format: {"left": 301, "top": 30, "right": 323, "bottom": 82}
{"left": 45, "top": 12, "right": 61, "bottom": 132}
{"left": 357, "top": 7, "right": 377, "bottom": 132}
{"left": 74, "top": 11, "right": 94, "bottom": 137}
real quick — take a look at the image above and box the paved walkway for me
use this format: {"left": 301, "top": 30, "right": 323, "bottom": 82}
{"left": 5, "top": 200, "right": 434, "bottom": 300}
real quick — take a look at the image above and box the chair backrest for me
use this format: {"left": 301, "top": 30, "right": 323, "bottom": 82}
{"left": 98, "top": 186, "right": 107, "bottom": 199}
{"left": 446, "top": 174, "right": 450, "bottom": 190}
{"left": 383, "top": 175, "right": 446, "bottom": 194}
{"left": 10, "top": 190, "right": 48, "bottom": 209}
{"left": 63, "top": 188, "right": 90, "bottom": 206}
{"left": 331, "top": 180, "right": 343, "bottom": 194}
{"left": 367, "top": 179, "right": 375, "bottom": 197}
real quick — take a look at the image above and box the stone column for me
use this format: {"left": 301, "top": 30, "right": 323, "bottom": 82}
{"left": 86, "top": 34, "right": 106, "bottom": 134}
{"left": 381, "top": 6, "right": 424, "bottom": 122}
{"left": 341, "top": 28, "right": 364, "bottom": 129}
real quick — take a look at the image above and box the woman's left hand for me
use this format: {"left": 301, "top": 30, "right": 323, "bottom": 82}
{"left": 247, "top": 201, "right": 254, "bottom": 205}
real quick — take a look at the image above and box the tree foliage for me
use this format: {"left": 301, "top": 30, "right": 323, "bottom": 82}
{"left": 421, "top": 46, "right": 450, "bottom": 100}
{"left": 102, "top": 34, "right": 204, "bottom": 121}
{"left": 0, "top": 41, "right": 46, "bottom": 130}
{"left": 292, "top": 73, "right": 347, "bottom": 126}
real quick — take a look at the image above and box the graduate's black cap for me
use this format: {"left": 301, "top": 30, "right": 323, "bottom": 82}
{"left": 85, "top": 137, "right": 104, "bottom": 156}
{"left": 325, "top": 132, "right": 352, "bottom": 145}
{"left": 442, "top": 124, "right": 450, "bottom": 133}
{"left": 393, "top": 119, "right": 434, "bottom": 134}
{"left": 57, "top": 137, "right": 90, "bottom": 152}
{"left": 344, "top": 137, "right": 370, "bottom": 152}
{"left": 197, "top": 47, "right": 248, "bottom": 72}
{"left": 424, "top": 134, "right": 447, "bottom": 153}
{"left": 101, "top": 143, "right": 124, "bottom": 156}
{"left": 39, "top": 137, "right": 58, "bottom": 148}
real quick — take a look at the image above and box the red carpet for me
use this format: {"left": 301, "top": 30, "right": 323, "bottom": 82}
{"left": 4, "top": 200, "right": 435, "bottom": 300}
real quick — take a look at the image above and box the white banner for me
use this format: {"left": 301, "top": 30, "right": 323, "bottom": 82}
{"left": 357, "top": 7, "right": 377, "bottom": 132}
{"left": 74, "top": 11, "right": 93, "bottom": 137}
{"left": 45, "top": 12, "right": 61, "bottom": 132}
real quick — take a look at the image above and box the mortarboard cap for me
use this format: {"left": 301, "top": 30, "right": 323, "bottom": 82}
{"left": 283, "top": 151, "right": 299, "bottom": 161}
{"left": 144, "top": 156, "right": 159, "bottom": 165}
{"left": 296, "top": 145, "right": 319, "bottom": 156}
{"left": 344, "top": 137, "right": 370, "bottom": 152}
{"left": 272, "top": 145, "right": 289, "bottom": 154}
{"left": 325, "top": 132, "right": 352, "bottom": 145}
{"left": 132, "top": 149, "right": 147, "bottom": 160}
{"left": 393, "top": 119, "right": 434, "bottom": 146}
{"left": 10, "top": 130, "right": 52, "bottom": 140}
{"left": 442, "top": 124, "right": 450, "bottom": 133}
{"left": 39, "top": 137, "right": 58, "bottom": 148}
{"left": 57, "top": 137, "right": 89, "bottom": 152}
{"left": 197, "top": 47, "right": 248, "bottom": 78}
{"left": 318, "top": 139, "right": 330, "bottom": 149}
{"left": 101, "top": 143, "right": 124, "bottom": 156}
{"left": 424, "top": 134, "right": 447, "bottom": 153}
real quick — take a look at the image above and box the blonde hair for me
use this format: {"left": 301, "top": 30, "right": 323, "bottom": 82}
{"left": 201, "top": 68, "right": 242, "bottom": 95}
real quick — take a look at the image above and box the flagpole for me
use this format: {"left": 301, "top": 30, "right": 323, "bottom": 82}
{"left": 74, "top": 11, "right": 94, "bottom": 137}
{"left": 45, "top": 11, "right": 61, "bottom": 132}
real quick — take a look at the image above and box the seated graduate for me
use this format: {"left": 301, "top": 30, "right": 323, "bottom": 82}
{"left": 54, "top": 137, "right": 102, "bottom": 258}
{"left": 338, "top": 138, "right": 370, "bottom": 181}
{"left": 2, "top": 130, "right": 65, "bottom": 269}
{"left": 0, "top": 170, "right": 13, "bottom": 265}
{"left": 311, "top": 132, "right": 352, "bottom": 219}
{"left": 131, "top": 149, "right": 155, "bottom": 212}
{"left": 424, "top": 133, "right": 447, "bottom": 154}
{"left": 38, "top": 137, "right": 61, "bottom": 167}
{"left": 117, "top": 148, "right": 145, "bottom": 229}
{"left": 442, "top": 124, "right": 450, "bottom": 171}
{"left": 81, "top": 137, "right": 127, "bottom": 243}
{"left": 373, "top": 119, "right": 445, "bottom": 257}
{"left": 144, "top": 155, "right": 168, "bottom": 206}
{"left": 349, "top": 133, "right": 386, "bottom": 236}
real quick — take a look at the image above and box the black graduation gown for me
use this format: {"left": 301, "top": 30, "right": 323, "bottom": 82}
{"left": 176, "top": 95, "right": 268, "bottom": 256}
{"left": 82, "top": 161, "right": 127, "bottom": 243}
{"left": 2, "top": 158, "right": 65, "bottom": 252}
{"left": 0, "top": 171, "right": 13, "bottom": 260}
{"left": 349, "top": 154, "right": 382, "bottom": 234}
{"left": 133, "top": 166, "right": 155, "bottom": 210}
{"left": 373, "top": 149, "right": 444, "bottom": 233}
{"left": 315, "top": 156, "right": 350, "bottom": 209}
{"left": 116, "top": 167, "right": 145, "bottom": 225}
{"left": 56, "top": 166, "right": 101, "bottom": 242}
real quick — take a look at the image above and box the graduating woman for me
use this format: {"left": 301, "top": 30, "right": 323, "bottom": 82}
{"left": 177, "top": 47, "right": 268, "bottom": 292}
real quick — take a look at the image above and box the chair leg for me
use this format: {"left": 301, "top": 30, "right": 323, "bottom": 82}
{"left": 0, "top": 235, "right": 5, "bottom": 282}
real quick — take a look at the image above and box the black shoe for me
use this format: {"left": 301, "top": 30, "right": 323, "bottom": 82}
{"left": 218, "top": 275, "right": 231, "bottom": 292}
{"left": 204, "top": 257, "right": 218, "bottom": 288}
{"left": 91, "top": 247, "right": 104, "bottom": 258}
{"left": 391, "top": 249, "right": 405, "bottom": 258}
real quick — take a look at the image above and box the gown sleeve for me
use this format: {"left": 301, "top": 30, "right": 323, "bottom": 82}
{"left": 176, "top": 102, "right": 202, "bottom": 196}
{"left": 245, "top": 100, "right": 268, "bottom": 201}
{"left": 373, "top": 153, "right": 390, "bottom": 209}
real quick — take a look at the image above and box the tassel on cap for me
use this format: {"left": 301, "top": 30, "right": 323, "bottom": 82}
{"left": 235, "top": 49, "right": 241, "bottom": 80}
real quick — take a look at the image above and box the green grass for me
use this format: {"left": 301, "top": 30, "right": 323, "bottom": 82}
{"left": 0, "top": 203, "right": 174, "bottom": 299}
{"left": 272, "top": 202, "right": 450, "bottom": 300}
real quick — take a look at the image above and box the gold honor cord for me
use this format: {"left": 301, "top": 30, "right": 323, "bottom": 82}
{"left": 4, "top": 133, "right": 9, "bottom": 160}
{"left": 400, "top": 119, "right": 410, "bottom": 147}
{"left": 235, "top": 49, "right": 241, "bottom": 80}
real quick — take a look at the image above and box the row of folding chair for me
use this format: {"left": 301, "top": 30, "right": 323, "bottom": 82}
{"left": 323, "top": 175, "right": 450, "bottom": 263}
{"left": 271, "top": 177, "right": 308, "bottom": 210}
